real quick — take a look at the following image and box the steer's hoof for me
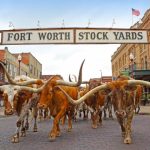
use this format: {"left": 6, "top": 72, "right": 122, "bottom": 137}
{"left": 11, "top": 136, "right": 19, "bottom": 143}
{"left": 103, "top": 117, "right": 107, "bottom": 120}
{"left": 49, "top": 136, "right": 56, "bottom": 142}
{"left": 20, "top": 131, "right": 26, "bottom": 137}
{"left": 124, "top": 137, "right": 132, "bottom": 144}
{"left": 67, "top": 128, "right": 72, "bottom": 132}
{"left": 49, "top": 133, "right": 56, "bottom": 142}
{"left": 25, "top": 124, "right": 29, "bottom": 130}
{"left": 92, "top": 125, "right": 98, "bottom": 129}
{"left": 56, "top": 132, "right": 61, "bottom": 137}
{"left": 33, "top": 127, "right": 38, "bottom": 132}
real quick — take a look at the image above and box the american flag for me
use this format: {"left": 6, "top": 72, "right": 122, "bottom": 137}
{"left": 132, "top": 8, "right": 140, "bottom": 16}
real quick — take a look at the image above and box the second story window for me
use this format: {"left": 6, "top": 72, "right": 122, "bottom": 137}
{"left": 30, "top": 65, "right": 33, "bottom": 73}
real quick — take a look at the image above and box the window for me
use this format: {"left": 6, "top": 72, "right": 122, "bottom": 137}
{"left": 141, "top": 58, "right": 144, "bottom": 69}
{"left": 145, "top": 56, "right": 147, "bottom": 69}
{"left": 37, "top": 70, "right": 38, "bottom": 77}
{"left": 30, "top": 65, "right": 33, "bottom": 73}
{"left": 34, "top": 67, "right": 36, "bottom": 75}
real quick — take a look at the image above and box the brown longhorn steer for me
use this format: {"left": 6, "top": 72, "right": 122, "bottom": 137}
{"left": 103, "top": 94, "right": 114, "bottom": 120}
{"left": 38, "top": 75, "right": 80, "bottom": 141}
{"left": 37, "top": 60, "right": 84, "bottom": 141}
{"left": 58, "top": 78, "right": 150, "bottom": 144}
{"left": 84, "top": 79, "right": 106, "bottom": 129}
{"left": 77, "top": 79, "right": 107, "bottom": 129}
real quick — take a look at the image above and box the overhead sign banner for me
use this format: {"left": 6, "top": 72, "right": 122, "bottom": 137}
{"left": 1, "top": 28, "right": 148, "bottom": 44}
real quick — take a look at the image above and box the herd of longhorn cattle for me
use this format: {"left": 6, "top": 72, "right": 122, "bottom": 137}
{"left": 0, "top": 60, "right": 150, "bottom": 144}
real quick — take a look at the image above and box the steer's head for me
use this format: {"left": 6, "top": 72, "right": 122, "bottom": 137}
{"left": 38, "top": 75, "right": 63, "bottom": 109}
{"left": 3, "top": 92, "right": 14, "bottom": 115}
{"left": 38, "top": 60, "right": 85, "bottom": 109}
{"left": 13, "top": 90, "right": 33, "bottom": 115}
{"left": 2, "top": 85, "right": 17, "bottom": 115}
{"left": 110, "top": 77, "right": 142, "bottom": 118}
{"left": 110, "top": 83, "right": 127, "bottom": 118}
{"left": 1, "top": 79, "right": 50, "bottom": 116}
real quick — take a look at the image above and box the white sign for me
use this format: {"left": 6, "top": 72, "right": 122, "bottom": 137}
{"left": 76, "top": 29, "right": 148, "bottom": 44}
{"left": 1, "top": 28, "right": 148, "bottom": 44}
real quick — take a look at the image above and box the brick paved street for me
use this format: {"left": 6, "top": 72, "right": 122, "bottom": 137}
{"left": 0, "top": 112, "right": 150, "bottom": 150}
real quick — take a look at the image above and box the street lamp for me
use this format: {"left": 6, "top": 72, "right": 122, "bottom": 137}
{"left": 129, "top": 53, "right": 134, "bottom": 78}
{"left": 100, "top": 70, "right": 103, "bottom": 83}
{"left": 18, "top": 54, "right": 22, "bottom": 76}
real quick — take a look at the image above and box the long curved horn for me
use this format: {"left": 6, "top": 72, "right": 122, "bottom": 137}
{"left": 69, "top": 74, "right": 71, "bottom": 82}
{"left": 58, "top": 79, "right": 150, "bottom": 105}
{"left": 0, "top": 62, "right": 14, "bottom": 83}
{"left": 12, "top": 79, "right": 43, "bottom": 86}
{"left": 58, "top": 83, "right": 109, "bottom": 105}
{"left": 14, "top": 76, "right": 54, "bottom": 92}
{"left": 0, "top": 62, "right": 43, "bottom": 86}
{"left": 56, "top": 59, "right": 85, "bottom": 86}
{"left": 0, "top": 76, "right": 53, "bottom": 94}
{"left": 127, "top": 79, "right": 150, "bottom": 87}
{"left": 69, "top": 74, "right": 77, "bottom": 82}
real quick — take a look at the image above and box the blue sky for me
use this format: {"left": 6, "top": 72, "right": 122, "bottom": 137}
{"left": 1, "top": 0, "right": 149, "bottom": 29}
{"left": 0, "top": 0, "right": 149, "bottom": 80}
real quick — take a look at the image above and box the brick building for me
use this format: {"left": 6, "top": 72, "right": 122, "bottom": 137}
{"left": 13, "top": 52, "right": 42, "bottom": 79}
{"left": 89, "top": 76, "right": 112, "bottom": 84}
{"left": 0, "top": 47, "right": 42, "bottom": 82}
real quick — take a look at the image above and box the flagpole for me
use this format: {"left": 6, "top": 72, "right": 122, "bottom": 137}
{"left": 131, "top": 8, "right": 133, "bottom": 25}
{"left": 132, "top": 14, "right": 133, "bottom": 25}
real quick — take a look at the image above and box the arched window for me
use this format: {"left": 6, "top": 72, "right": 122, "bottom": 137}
{"left": 141, "top": 58, "right": 144, "bottom": 69}
{"left": 145, "top": 56, "right": 147, "bottom": 69}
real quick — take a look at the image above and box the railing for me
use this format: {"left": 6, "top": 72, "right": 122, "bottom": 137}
{"left": 132, "top": 62, "right": 150, "bottom": 70}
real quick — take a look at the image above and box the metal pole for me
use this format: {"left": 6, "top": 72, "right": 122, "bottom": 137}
{"left": 100, "top": 70, "right": 102, "bottom": 83}
{"left": 18, "top": 60, "right": 20, "bottom": 76}
{"left": 131, "top": 59, "right": 134, "bottom": 78}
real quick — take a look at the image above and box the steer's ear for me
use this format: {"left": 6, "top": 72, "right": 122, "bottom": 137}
{"left": 124, "top": 85, "right": 138, "bottom": 91}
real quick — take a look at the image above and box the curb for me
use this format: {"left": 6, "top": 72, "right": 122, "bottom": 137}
{"left": 138, "top": 112, "right": 150, "bottom": 115}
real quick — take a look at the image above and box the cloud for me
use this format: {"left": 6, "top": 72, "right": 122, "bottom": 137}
{"left": 1, "top": 44, "right": 119, "bottom": 81}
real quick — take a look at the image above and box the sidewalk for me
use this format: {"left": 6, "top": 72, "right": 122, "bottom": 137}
{"left": 138, "top": 106, "right": 150, "bottom": 115}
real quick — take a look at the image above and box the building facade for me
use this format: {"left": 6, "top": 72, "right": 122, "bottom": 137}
{"left": 111, "top": 9, "right": 150, "bottom": 103}
{"left": 14, "top": 52, "right": 42, "bottom": 79}
{"left": 0, "top": 47, "right": 42, "bottom": 82}
{"left": 111, "top": 9, "right": 150, "bottom": 81}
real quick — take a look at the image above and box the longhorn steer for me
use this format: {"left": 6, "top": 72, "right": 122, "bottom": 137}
{"left": 58, "top": 78, "right": 149, "bottom": 144}
{"left": 38, "top": 76, "right": 79, "bottom": 141}
{"left": 11, "top": 91, "right": 40, "bottom": 143}
{"left": 103, "top": 94, "right": 114, "bottom": 120}
{"left": 37, "top": 60, "right": 84, "bottom": 141}
{"left": 0, "top": 69, "right": 52, "bottom": 143}
{"left": 77, "top": 79, "right": 107, "bottom": 129}
{"left": 1, "top": 82, "right": 50, "bottom": 143}
{"left": 86, "top": 79, "right": 106, "bottom": 128}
